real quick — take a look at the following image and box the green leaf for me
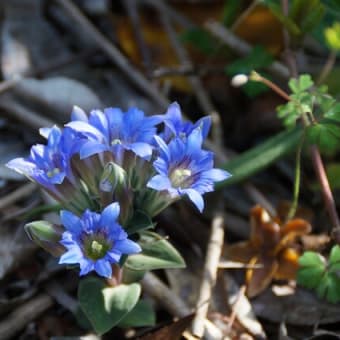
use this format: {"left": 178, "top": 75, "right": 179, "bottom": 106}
{"left": 316, "top": 273, "right": 340, "bottom": 303}
{"left": 298, "top": 249, "right": 340, "bottom": 303}
{"left": 125, "top": 210, "right": 155, "bottom": 235}
{"left": 118, "top": 300, "right": 156, "bottom": 328}
{"left": 300, "top": 1, "right": 325, "bottom": 34}
{"left": 226, "top": 46, "right": 273, "bottom": 76}
{"left": 222, "top": 0, "right": 243, "bottom": 27}
{"left": 78, "top": 277, "right": 141, "bottom": 335}
{"left": 180, "top": 28, "right": 216, "bottom": 55}
{"left": 217, "top": 127, "right": 302, "bottom": 188}
{"left": 288, "top": 74, "right": 314, "bottom": 94}
{"left": 326, "top": 163, "right": 340, "bottom": 190}
{"left": 324, "top": 102, "right": 340, "bottom": 122}
{"left": 124, "top": 231, "right": 186, "bottom": 271}
{"left": 297, "top": 251, "right": 326, "bottom": 289}
{"left": 266, "top": 2, "right": 301, "bottom": 36}
{"left": 307, "top": 120, "right": 340, "bottom": 153}
{"left": 298, "top": 251, "right": 326, "bottom": 267}
{"left": 329, "top": 245, "right": 340, "bottom": 266}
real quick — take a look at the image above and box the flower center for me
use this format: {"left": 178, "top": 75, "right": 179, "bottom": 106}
{"left": 83, "top": 235, "right": 112, "bottom": 260}
{"left": 170, "top": 168, "right": 192, "bottom": 188}
{"left": 47, "top": 167, "right": 60, "bottom": 178}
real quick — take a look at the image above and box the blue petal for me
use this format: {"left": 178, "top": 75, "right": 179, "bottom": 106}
{"left": 49, "top": 171, "right": 66, "bottom": 184}
{"left": 79, "top": 259, "right": 94, "bottom": 276}
{"left": 127, "top": 142, "right": 153, "bottom": 158}
{"left": 59, "top": 247, "right": 83, "bottom": 264}
{"left": 48, "top": 126, "right": 62, "bottom": 147}
{"left": 60, "top": 210, "right": 82, "bottom": 234}
{"left": 100, "top": 202, "right": 120, "bottom": 227}
{"left": 39, "top": 127, "right": 52, "bottom": 139}
{"left": 147, "top": 175, "right": 171, "bottom": 191}
{"left": 94, "top": 259, "right": 112, "bottom": 278}
{"left": 66, "top": 121, "right": 104, "bottom": 139}
{"left": 194, "top": 116, "right": 211, "bottom": 139}
{"left": 184, "top": 188, "right": 204, "bottom": 212}
{"left": 186, "top": 128, "right": 203, "bottom": 156}
{"left": 202, "top": 168, "right": 231, "bottom": 182}
{"left": 71, "top": 106, "right": 88, "bottom": 122}
{"left": 153, "top": 158, "right": 168, "bottom": 176}
{"left": 105, "top": 108, "right": 123, "bottom": 139}
{"left": 114, "top": 239, "right": 141, "bottom": 254}
{"left": 6, "top": 158, "right": 36, "bottom": 176}
{"left": 89, "top": 110, "right": 109, "bottom": 136}
{"left": 80, "top": 141, "right": 108, "bottom": 159}
{"left": 154, "top": 136, "right": 170, "bottom": 162}
{"left": 164, "top": 102, "right": 182, "bottom": 134}
{"left": 106, "top": 250, "right": 121, "bottom": 263}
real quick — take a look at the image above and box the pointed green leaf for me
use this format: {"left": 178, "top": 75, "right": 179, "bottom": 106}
{"left": 125, "top": 231, "right": 185, "bottom": 271}
{"left": 226, "top": 46, "right": 273, "bottom": 76}
{"left": 118, "top": 300, "right": 156, "bottom": 328}
{"left": 217, "top": 127, "right": 302, "bottom": 188}
{"left": 125, "top": 210, "right": 155, "bottom": 235}
{"left": 78, "top": 277, "right": 141, "bottom": 335}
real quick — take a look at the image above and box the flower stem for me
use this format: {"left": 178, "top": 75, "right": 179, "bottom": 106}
{"left": 253, "top": 72, "right": 340, "bottom": 235}
{"left": 286, "top": 131, "right": 305, "bottom": 221}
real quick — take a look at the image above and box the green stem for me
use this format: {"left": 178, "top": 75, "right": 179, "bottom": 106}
{"left": 287, "top": 130, "right": 305, "bottom": 221}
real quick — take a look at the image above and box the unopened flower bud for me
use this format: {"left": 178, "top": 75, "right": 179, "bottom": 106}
{"left": 231, "top": 74, "right": 248, "bottom": 87}
{"left": 100, "top": 162, "right": 127, "bottom": 193}
{"left": 24, "top": 220, "right": 65, "bottom": 257}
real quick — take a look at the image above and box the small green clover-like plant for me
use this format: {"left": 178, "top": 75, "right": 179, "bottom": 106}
{"left": 297, "top": 245, "right": 340, "bottom": 303}
{"left": 277, "top": 74, "right": 340, "bottom": 154}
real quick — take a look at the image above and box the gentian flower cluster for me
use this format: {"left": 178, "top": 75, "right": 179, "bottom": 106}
{"left": 7, "top": 102, "right": 230, "bottom": 278}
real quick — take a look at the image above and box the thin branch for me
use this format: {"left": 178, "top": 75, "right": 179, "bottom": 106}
{"left": 123, "top": 0, "right": 153, "bottom": 77}
{"left": 55, "top": 0, "right": 169, "bottom": 109}
{"left": 0, "top": 182, "right": 37, "bottom": 211}
{"left": 0, "top": 293, "right": 53, "bottom": 340}
{"left": 141, "top": 272, "right": 223, "bottom": 339}
{"left": 205, "top": 20, "right": 290, "bottom": 79}
{"left": 316, "top": 51, "right": 337, "bottom": 85}
{"left": 191, "top": 212, "right": 225, "bottom": 338}
{"left": 310, "top": 145, "right": 340, "bottom": 230}
{"left": 0, "top": 99, "right": 56, "bottom": 130}
{"left": 158, "top": 5, "right": 223, "bottom": 146}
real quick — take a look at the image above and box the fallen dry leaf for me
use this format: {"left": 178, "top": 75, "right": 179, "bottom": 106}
{"left": 225, "top": 205, "right": 311, "bottom": 297}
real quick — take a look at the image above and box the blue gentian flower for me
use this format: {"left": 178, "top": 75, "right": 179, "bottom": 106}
{"left": 59, "top": 202, "right": 141, "bottom": 278}
{"left": 66, "top": 107, "right": 162, "bottom": 160}
{"left": 147, "top": 127, "right": 230, "bottom": 212}
{"left": 6, "top": 126, "right": 75, "bottom": 190}
{"left": 162, "top": 102, "right": 211, "bottom": 141}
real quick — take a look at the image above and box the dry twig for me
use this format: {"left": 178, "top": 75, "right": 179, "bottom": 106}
{"left": 0, "top": 182, "right": 37, "bottom": 211}
{"left": 0, "top": 293, "right": 53, "bottom": 340}
{"left": 191, "top": 213, "right": 225, "bottom": 338}
{"left": 205, "top": 20, "right": 290, "bottom": 80}
{"left": 142, "top": 272, "right": 223, "bottom": 339}
{"left": 56, "top": 0, "right": 169, "bottom": 109}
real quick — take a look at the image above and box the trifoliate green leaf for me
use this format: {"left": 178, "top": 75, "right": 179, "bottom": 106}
{"left": 288, "top": 74, "right": 314, "bottom": 94}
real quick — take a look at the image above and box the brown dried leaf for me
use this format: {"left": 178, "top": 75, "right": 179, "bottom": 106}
{"left": 246, "top": 255, "right": 278, "bottom": 298}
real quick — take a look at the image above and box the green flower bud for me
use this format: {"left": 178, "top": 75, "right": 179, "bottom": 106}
{"left": 24, "top": 220, "right": 65, "bottom": 257}
{"left": 100, "top": 162, "right": 127, "bottom": 193}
